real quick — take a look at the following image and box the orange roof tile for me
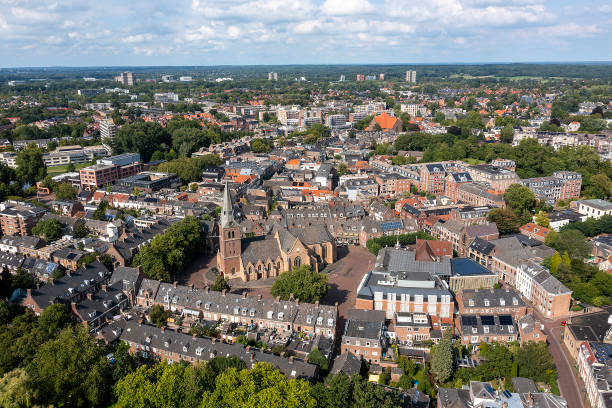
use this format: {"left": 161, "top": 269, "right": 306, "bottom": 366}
{"left": 374, "top": 112, "right": 399, "bottom": 130}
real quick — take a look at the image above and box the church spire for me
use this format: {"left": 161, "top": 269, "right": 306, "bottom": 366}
{"left": 221, "top": 181, "right": 235, "bottom": 228}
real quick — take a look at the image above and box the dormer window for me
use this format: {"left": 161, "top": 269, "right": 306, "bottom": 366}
{"left": 241, "top": 308, "right": 247, "bottom": 316}
{"left": 512, "top": 298, "right": 518, "bottom": 306}
{"left": 327, "top": 318, "right": 334, "bottom": 327}
{"left": 278, "top": 312, "right": 284, "bottom": 320}
{"left": 472, "top": 327, "right": 477, "bottom": 334}
{"left": 195, "top": 347, "right": 203, "bottom": 356}
{"left": 317, "top": 317, "right": 323, "bottom": 325}
{"left": 306, "top": 315, "right": 312, "bottom": 324}
{"left": 499, "top": 298, "right": 505, "bottom": 306}
{"left": 183, "top": 345, "right": 188, "bottom": 353}
{"left": 468, "top": 299, "right": 475, "bottom": 307}
{"left": 483, "top": 326, "right": 489, "bottom": 333}
{"left": 484, "top": 299, "right": 490, "bottom": 307}
{"left": 508, "top": 326, "right": 514, "bottom": 333}
{"left": 249, "top": 309, "right": 255, "bottom": 317}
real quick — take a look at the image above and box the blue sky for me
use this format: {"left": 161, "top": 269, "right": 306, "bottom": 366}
{"left": 0, "top": 0, "right": 610, "bottom": 67}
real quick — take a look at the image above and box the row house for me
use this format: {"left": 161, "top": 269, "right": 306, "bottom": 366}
{"left": 444, "top": 172, "right": 473, "bottom": 201}
{"left": 456, "top": 288, "right": 527, "bottom": 320}
{"left": 340, "top": 309, "right": 386, "bottom": 364}
{"left": 435, "top": 220, "right": 499, "bottom": 257}
{"left": 389, "top": 312, "right": 432, "bottom": 345}
{"left": 374, "top": 173, "right": 414, "bottom": 197}
{"left": 520, "top": 171, "right": 582, "bottom": 204}
{"left": 465, "top": 164, "right": 520, "bottom": 192}
{"left": 18, "top": 260, "right": 111, "bottom": 315}
{"left": 577, "top": 341, "right": 612, "bottom": 408}
{"left": 455, "top": 181, "right": 506, "bottom": 208}
{"left": 0, "top": 235, "right": 45, "bottom": 257}
{"left": 455, "top": 314, "right": 518, "bottom": 346}
{"left": 449, "top": 206, "right": 491, "bottom": 225}
{"left": 496, "top": 256, "right": 571, "bottom": 319}
{"left": 137, "top": 280, "right": 338, "bottom": 340}
{"left": 120, "top": 320, "right": 318, "bottom": 380}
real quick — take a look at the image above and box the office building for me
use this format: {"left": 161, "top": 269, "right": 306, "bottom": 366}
{"left": 406, "top": 70, "right": 417, "bottom": 83}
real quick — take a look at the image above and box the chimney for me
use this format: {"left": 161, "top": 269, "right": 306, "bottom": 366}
{"left": 35, "top": 283, "right": 40, "bottom": 290}
{"left": 246, "top": 345, "right": 251, "bottom": 352}
{"left": 173, "top": 281, "right": 178, "bottom": 288}
{"left": 222, "top": 289, "right": 227, "bottom": 296}
{"left": 212, "top": 338, "right": 216, "bottom": 344}
{"left": 276, "top": 295, "right": 281, "bottom": 303}
{"left": 295, "top": 298, "right": 299, "bottom": 306}
{"left": 101, "top": 284, "right": 107, "bottom": 292}
{"left": 289, "top": 356, "right": 294, "bottom": 364}
{"left": 161, "top": 326, "right": 165, "bottom": 332}
{"left": 280, "top": 351, "right": 285, "bottom": 358}
{"left": 250, "top": 352, "right": 255, "bottom": 362}
{"left": 242, "top": 291, "right": 247, "bottom": 299}
{"left": 334, "top": 301, "right": 338, "bottom": 308}
{"left": 136, "top": 265, "right": 142, "bottom": 273}
{"left": 205, "top": 286, "right": 210, "bottom": 293}
{"left": 289, "top": 293, "right": 295, "bottom": 301}
{"left": 87, "top": 292, "right": 93, "bottom": 300}
{"left": 315, "top": 300, "right": 319, "bottom": 308}
{"left": 138, "top": 318, "right": 143, "bottom": 325}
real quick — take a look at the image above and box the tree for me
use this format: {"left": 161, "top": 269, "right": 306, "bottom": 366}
{"left": 251, "top": 138, "right": 273, "bottom": 153}
{"left": 37, "top": 303, "right": 71, "bottom": 336}
{"left": 545, "top": 230, "right": 591, "bottom": 260}
{"left": 488, "top": 208, "right": 520, "bottom": 235}
{"left": 149, "top": 305, "right": 170, "bottom": 328}
{"left": 111, "top": 122, "right": 172, "bottom": 162}
{"left": 16, "top": 144, "right": 46, "bottom": 184}
{"left": 517, "top": 342, "right": 555, "bottom": 382}
{"left": 26, "top": 326, "right": 111, "bottom": 407}
{"left": 307, "top": 348, "right": 328, "bottom": 370}
{"left": 0, "top": 368, "right": 34, "bottom": 408}
{"left": 504, "top": 184, "right": 536, "bottom": 215}
{"left": 588, "top": 173, "right": 612, "bottom": 199}
{"left": 66, "top": 162, "right": 76, "bottom": 172}
{"left": 200, "top": 363, "right": 316, "bottom": 408}
{"left": 337, "top": 163, "right": 348, "bottom": 176}
{"left": 54, "top": 182, "right": 77, "bottom": 200}
{"left": 431, "top": 330, "right": 453, "bottom": 383}
{"left": 500, "top": 125, "right": 514, "bottom": 144}
{"left": 32, "top": 218, "right": 62, "bottom": 241}
{"left": 74, "top": 222, "right": 90, "bottom": 238}
{"left": 534, "top": 211, "right": 550, "bottom": 228}
{"left": 311, "top": 372, "right": 353, "bottom": 408}
{"left": 270, "top": 265, "right": 328, "bottom": 303}
{"left": 210, "top": 275, "right": 231, "bottom": 292}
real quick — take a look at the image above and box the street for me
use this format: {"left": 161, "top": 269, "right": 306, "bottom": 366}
{"left": 535, "top": 310, "right": 586, "bottom": 408}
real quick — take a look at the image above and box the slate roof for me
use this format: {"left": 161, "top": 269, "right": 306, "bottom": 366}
{"left": 120, "top": 321, "right": 318, "bottom": 380}
{"left": 330, "top": 351, "right": 362, "bottom": 377}
{"left": 460, "top": 288, "right": 525, "bottom": 308}
{"left": 241, "top": 236, "right": 283, "bottom": 267}
{"left": 469, "top": 236, "right": 496, "bottom": 255}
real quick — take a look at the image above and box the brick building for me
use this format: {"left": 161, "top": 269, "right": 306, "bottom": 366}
{"left": 0, "top": 201, "right": 46, "bottom": 236}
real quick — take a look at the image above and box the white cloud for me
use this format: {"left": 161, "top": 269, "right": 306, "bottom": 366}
{"left": 321, "top": 0, "right": 374, "bottom": 16}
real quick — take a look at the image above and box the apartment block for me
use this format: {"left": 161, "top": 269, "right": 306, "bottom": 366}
{"left": 0, "top": 201, "right": 46, "bottom": 236}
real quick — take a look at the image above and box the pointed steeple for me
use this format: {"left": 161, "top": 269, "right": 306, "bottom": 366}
{"left": 221, "top": 181, "right": 235, "bottom": 228}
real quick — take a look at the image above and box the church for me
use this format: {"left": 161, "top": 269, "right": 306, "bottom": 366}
{"left": 216, "top": 184, "right": 337, "bottom": 282}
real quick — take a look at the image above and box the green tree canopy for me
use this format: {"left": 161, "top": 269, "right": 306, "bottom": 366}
{"left": 270, "top": 265, "right": 329, "bottom": 303}
{"left": 16, "top": 144, "right": 46, "bottom": 184}
{"left": 32, "top": 218, "right": 62, "bottom": 242}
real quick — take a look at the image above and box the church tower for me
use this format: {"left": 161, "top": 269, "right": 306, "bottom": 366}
{"left": 217, "top": 182, "right": 241, "bottom": 279}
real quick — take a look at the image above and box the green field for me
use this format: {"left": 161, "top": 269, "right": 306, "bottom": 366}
{"left": 462, "top": 158, "right": 485, "bottom": 165}
{"left": 47, "top": 163, "right": 88, "bottom": 177}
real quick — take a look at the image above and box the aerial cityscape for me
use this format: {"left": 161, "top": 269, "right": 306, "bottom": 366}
{"left": 1, "top": 1, "right": 612, "bottom": 408}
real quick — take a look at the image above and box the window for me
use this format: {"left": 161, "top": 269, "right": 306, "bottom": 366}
{"left": 294, "top": 257, "right": 301, "bottom": 267}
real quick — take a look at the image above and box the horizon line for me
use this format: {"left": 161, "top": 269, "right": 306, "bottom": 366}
{"left": 2, "top": 60, "right": 612, "bottom": 70}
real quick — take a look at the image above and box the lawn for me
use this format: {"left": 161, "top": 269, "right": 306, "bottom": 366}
{"left": 462, "top": 158, "right": 485, "bottom": 165}
{"left": 47, "top": 163, "right": 88, "bottom": 177}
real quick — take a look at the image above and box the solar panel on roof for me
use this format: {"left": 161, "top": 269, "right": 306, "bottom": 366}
{"left": 480, "top": 315, "right": 495, "bottom": 326}
{"left": 461, "top": 316, "right": 477, "bottom": 326}
{"left": 499, "top": 315, "right": 513, "bottom": 325}
{"left": 503, "top": 390, "right": 512, "bottom": 398}
{"left": 485, "top": 384, "right": 495, "bottom": 394}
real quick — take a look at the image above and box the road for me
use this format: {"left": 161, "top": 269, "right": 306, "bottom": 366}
{"left": 534, "top": 310, "right": 585, "bottom": 408}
